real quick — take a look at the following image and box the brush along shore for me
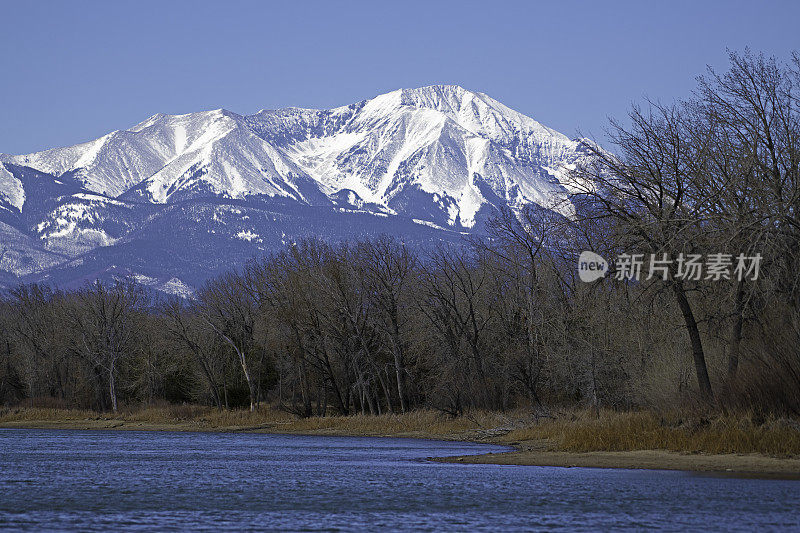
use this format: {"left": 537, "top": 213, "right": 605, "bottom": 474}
{"left": 2, "top": 406, "right": 799, "bottom": 478}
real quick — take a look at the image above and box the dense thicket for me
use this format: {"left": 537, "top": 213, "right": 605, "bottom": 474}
{"left": 1, "top": 51, "right": 798, "bottom": 416}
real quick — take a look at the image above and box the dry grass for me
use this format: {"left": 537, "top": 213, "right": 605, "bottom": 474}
{"left": 503, "top": 409, "right": 800, "bottom": 456}
{"left": 2, "top": 405, "right": 799, "bottom": 457}
{"left": 0, "top": 404, "right": 291, "bottom": 429}
{"left": 283, "top": 409, "right": 504, "bottom": 436}
{"left": 117, "top": 405, "right": 498, "bottom": 436}
{"left": 121, "top": 404, "right": 294, "bottom": 427}
{"left": 0, "top": 405, "right": 501, "bottom": 437}
{"left": 0, "top": 407, "right": 97, "bottom": 422}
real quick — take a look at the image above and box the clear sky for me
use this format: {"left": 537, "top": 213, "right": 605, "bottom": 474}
{"left": 1, "top": 0, "right": 798, "bottom": 154}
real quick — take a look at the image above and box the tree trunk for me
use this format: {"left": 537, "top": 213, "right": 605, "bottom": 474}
{"left": 217, "top": 329, "right": 256, "bottom": 411}
{"left": 204, "top": 318, "right": 256, "bottom": 411}
{"left": 390, "top": 340, "right": 407, "bottom": 413}
{"left": 672, "top": 283, "right": 714, "bottom": 401}
{"left": 230, "top": 345, "right": 256, "bottom": 412}
{"left": 728, "top": 283, "right": 745, "bottom": 380}
{"left": 376, "top": 366, "right": 393, "bottom": 414}
{"left": 108, "top": 361, "right": 118, "bottom": 412}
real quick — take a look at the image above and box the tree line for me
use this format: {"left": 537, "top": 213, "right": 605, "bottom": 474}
{"left": 0, "top": 50, "right": 798, "bottom": 416}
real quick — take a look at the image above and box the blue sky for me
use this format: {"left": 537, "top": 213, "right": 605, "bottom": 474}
{"left": 1, "top": 0, "right": 798, "bottom": 154}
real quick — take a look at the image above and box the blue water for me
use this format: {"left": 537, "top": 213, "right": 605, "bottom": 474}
{"left": 0, "top": 429, "right": 798, "bottom": 531}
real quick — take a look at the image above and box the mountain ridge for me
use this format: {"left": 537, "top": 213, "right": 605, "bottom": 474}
{"left": 0, "top": 85, "right": 589, "bottom": 293}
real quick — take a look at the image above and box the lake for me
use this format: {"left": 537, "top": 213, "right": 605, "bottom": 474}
{"left": 0, "top": 428, "right": 798, "bottom": 531}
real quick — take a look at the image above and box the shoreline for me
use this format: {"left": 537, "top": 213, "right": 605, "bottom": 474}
{"left": 432, "top": 449, "right": 800, "bottom": 480}
{"left": 3, "top": 415, "right": 800, "bottom": 479}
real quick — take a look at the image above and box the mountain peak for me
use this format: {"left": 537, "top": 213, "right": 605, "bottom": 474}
{"left": 401, "top": 83, "right": 472, "bottom": 99}
{"left": 0, "top": 86, "right": 592, "bottom": 289}
{"left": 362, "top": 85, "right": 475, "bottom": 113}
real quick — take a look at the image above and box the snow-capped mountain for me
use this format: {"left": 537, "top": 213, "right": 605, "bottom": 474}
{"left": 0, "top": 85, "right": 590, "bottom": 293}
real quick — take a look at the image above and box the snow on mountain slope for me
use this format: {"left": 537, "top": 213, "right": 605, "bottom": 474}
{"left": 9, "top": 110, "right": 262, "bottom": 199}
{"left": 5, "top": 85, "right": 582, "bottom": 221}
{"left": 0, "top": 85, "right": 592, "bottom": 289}
{"left": 0, "top": 163, "right": 25, "bottom": 212}
{"left": 268, "top": 85, "right": 584, "bottom": 226}
{"left": 135, "top": 114, "right": 326, "bottom": 204}
{"left": 0, "top": 220, "right": 66, "bottom": 276}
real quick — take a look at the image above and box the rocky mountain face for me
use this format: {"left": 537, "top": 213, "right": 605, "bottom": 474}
{"left": 0, "top": 85, "right": 591, "bottom": 294}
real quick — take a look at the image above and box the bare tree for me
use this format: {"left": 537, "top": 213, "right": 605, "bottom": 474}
{"left": 163, "top": 297, "right": 229, "bottom": 408}
{"left": 69, "top": 280, "right": 145, "bottom": 412}
{"left": 357, "top": 236, "right": 417, "bottom": 413}
{"left": 569, "top": 102, "right": 717, "bottom": 401}
{"left": 195, "top": 272, "right": 260, "bottom": 411}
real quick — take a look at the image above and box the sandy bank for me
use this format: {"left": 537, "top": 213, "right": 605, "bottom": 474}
{"left": 434, "top": 448, "right": 800, "bottom": 479}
